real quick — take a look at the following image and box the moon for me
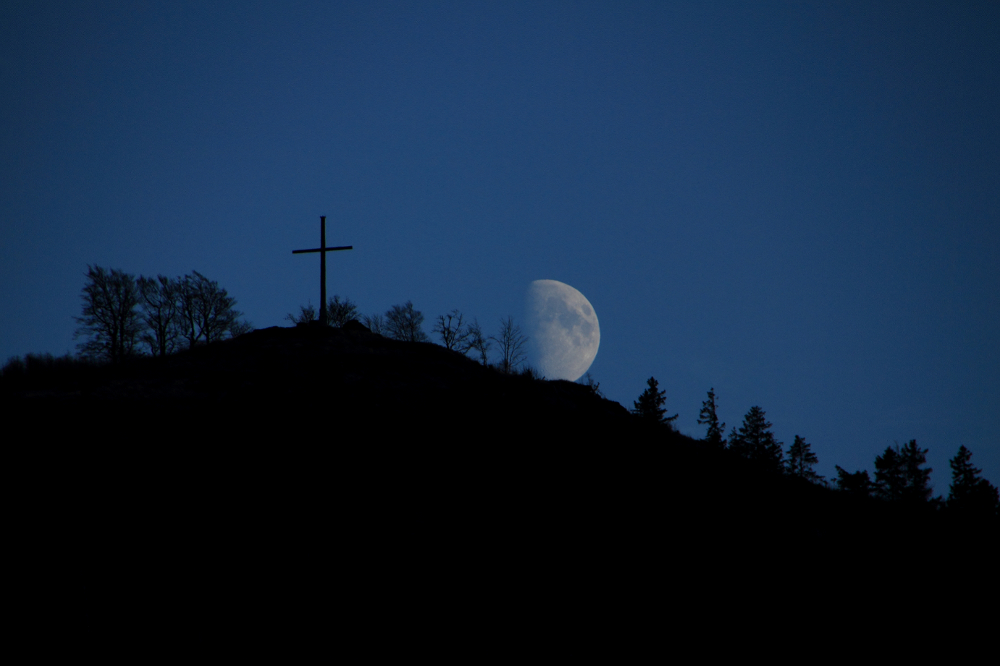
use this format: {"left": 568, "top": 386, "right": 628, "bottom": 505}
{"left": 525, "top": 279, "right": 600, "bottom": 381}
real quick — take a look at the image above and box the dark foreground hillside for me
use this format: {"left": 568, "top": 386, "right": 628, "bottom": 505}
{"left": 5, "top": 323, "right": 996, "bottom": 623}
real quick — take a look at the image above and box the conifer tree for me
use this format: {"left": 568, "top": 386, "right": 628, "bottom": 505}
{"left": 835, "top": 466, "right": 872, "bottom": 497}
{"left": 874, "top": 441, "right": 933, "bottom": 503}
{"left": 786, "top": 435, "right": 822, "bottom": 483}
{"left": 632, "top": 377, "right": 678, "bottom": 428}
{"left": 898, "top": 439, "right": 933, "bottom": 503}
{"left": 948, "top": 446, "right": 979, "bottom": 497}
{"left": 947, "top": 445, "right": 999, "bottom": 518}
{"left": 873, "top": 446, "right": 905, "bottom": 501}
{"left": 729, "top": 406, "right": 783, "bottom": 470}
{"left": 697, "top": 388, "right": 725, "bottom": 448}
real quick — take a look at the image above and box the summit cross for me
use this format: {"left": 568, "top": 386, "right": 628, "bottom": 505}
{"left": 292, "top": 215, "right": 353, "bottom": 325}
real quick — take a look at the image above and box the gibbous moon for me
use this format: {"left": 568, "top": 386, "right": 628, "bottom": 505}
{"left": 525, "top": 279, "right": 600, "bottom": 382}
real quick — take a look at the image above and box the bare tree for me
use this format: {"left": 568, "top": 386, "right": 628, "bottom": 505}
{"left": 176, "top": 271, "right": 245, "bottom": 347}
{"left": 228, "top": 319, "right": 254, "bottom": 338}
{"left": 362, "top": 312, "right": 386, "bottom": 335}
{"left": 434, "top": 309, "right": 472, "bottom": 351}
{"left": 288, "top": 295, "right": 359, "bottom": 327}
{"left": 327, "top": 295, "right": 360, "bottom": 327}
{"left": 491, "top": 316, "right": 528, "bottom": 373}
{"left": 385, "top": 301, "right": 429, "bottom": 342}
{"left": 287, "top": 303, "right": 318, "bottom": 325}
{"left": 74, "top": 265, "right": 143, "bottom": 363}
{"left": 465, "top": 319, "right": 490, "bottom": 365}
{"left": 138, "top": 275, "right": 180, "bottom": 356}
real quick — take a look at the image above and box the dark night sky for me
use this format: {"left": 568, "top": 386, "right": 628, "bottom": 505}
{"left": 2, "top": 1, "right": 998, "bottom": 488}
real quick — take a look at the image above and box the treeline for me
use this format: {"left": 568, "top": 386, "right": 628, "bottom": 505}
{"left": 1, "top": 266, "right": 251, "bottom": 383}
{"left": 835, "top": 443, "right": 999, "bottom": 519}
{"left": 74, "top": 265, "right": 251, "bottom": 363}
{"left": 632, "top": 378, "right": 999, "bottom": 522}
{"left": 288, "top": 296, "right": 530, "bottom": 374}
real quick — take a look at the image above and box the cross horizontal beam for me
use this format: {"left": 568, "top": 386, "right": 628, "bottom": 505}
{"left": 292, "top": 216, "right": 352, "bottom": 326}
{"left": 292, "top": 245, "right": 353, "bottom": 254}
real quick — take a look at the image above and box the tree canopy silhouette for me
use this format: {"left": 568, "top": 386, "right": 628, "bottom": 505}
{"left": 874, "top": 440, "right": 932, "bottom": 504}
{"left": 74, "top": 265, "right": 143, "bottom": 363}
{"left": 632, "top": 377, "right": 677, "bottom": 428}
{"left": 835, "top": 466, "right": 872, "bottom": 497}
{"left": 385, "top": 301, "right": 428, "bottom": 342}
{"left": 434, "top": 309, "right": 471, "bottom": 352}
{"left": 287, "top": 295, "right": 358, "bottom": 327}
{"left": 137, "top": 275, "right": 181, "bottom": 356}
{"left": 697, "top": 387, "right": 725, "bottom": 448}
{"left": 786, "top": 435, "right": 822, "bottom": 483}
{"left": 176, "top": 271, "right": 247, "bottom": 347}
{"left": 947, "top": 445, "right": 999, "bottom": 518}
{"left": 76, "top": 266, "right": 249, "bottom": 362}
{"left": 491, "top": 316, "right": 528, "bottom": 374}
{"left": 729, "top": 406, "right": 782, "bottom": 471}
{"left": 327, "top": 295, "right": 359, "bottom": 327}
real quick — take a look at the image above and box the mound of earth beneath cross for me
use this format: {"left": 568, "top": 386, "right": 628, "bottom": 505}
{"left": 7, "top": 322, "right": 992, "bottom": 603}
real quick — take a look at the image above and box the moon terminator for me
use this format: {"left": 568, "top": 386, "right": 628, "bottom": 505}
{"left": 525, "top": 279, "right": 600, "bottom": 382}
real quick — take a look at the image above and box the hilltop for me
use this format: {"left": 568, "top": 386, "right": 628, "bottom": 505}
{"left": 5, "top": 322, "right": 996, "bottom": 593}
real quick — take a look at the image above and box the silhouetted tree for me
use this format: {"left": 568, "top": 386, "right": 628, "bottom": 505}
{"left": 947, "top": 445, "right": 999, "bottom": 518}
{"left": 434, "top": 309, "right": 471, "bottom": 351}
{"left": 786, "top": 435, "right": 822, "bottom": 483}
{"left": 729, "top": 406, "right": 782, "bottom": 470}
{"left": 287, "top": 295, "right": 357, "bottom": 327}
{"left": 697, "top": 388, "right": 725, "bottom": 448}
{"left": 363, "top": 313, "right": 386, "bottom": 335}
{"left": 287, "top": 303, "right": 318, "bottom": 325}
{"left": 491, "top": 316, "right": 528, "bottom": 373}
{"left": 176, "top": 271, "right": 245, "bottom": 347}
{"left": 632, "top": 377, "right": 678, "bottom": 427}
{"left": 385, "top": 301, "right": 428, "bottom": 342}
{"left": 228, "top": 319, "right": 253, "bottom": 338}
{"left": 874, "top": 441, "right": 933, "bottom": 503}
{"left": 465, "top": 319, "right": 490, "bottom": 365}
{"left": 898, "top": 440, "right": 933, "bottom": 503}
{"left": 327, "top": 295, "right": 359, "bottom": 327}
{"left": 873, "top": 446, "right": 905, "bottom": 501}
{"left": 138, "top": 275, "right": 180, "bottom": 356}
{"left": 581, "top": 372, "right": 604, "bottom": 398}
{"left": 74, "top": 265, "right": 143, "bottom": 363}
{"left": 835, "top": 466, "right": 872, "bottom": 497}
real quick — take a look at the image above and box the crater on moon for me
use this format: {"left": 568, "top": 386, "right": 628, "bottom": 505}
{"left": 525, "top": 279, "right": 600, "bottom": 382}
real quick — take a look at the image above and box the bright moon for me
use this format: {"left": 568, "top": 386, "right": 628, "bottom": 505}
{"left": 525, "top": 279, "right": 600, "bottom": 382}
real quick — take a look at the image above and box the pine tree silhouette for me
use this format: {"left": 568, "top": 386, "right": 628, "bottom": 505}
{"left": 947, "top": 445, "right": 999, "bottom": 518}
{"left": 874, "top": 441, "right": 933, "bottom": 503}
{"left": 835, "top": 466, "right": 872, "bottom": 497}
{"left": 632, "top": 377, "right": 678, "bottom": 428}
{"left": 729, "top": 406, "right": 783, "bottom": 471}
{"left": 697, "top": 388, "right": 725, "bottom": 448}
{"left": 786, "top": 435, "right": 822, "bottom": 483}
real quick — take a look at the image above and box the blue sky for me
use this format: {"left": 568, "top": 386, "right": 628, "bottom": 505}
{"left": 2, "top": 1, "right": 998, "bottom": 488}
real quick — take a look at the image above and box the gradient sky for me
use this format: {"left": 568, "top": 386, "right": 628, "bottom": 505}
{"left": 3, "top": 1, "right": 998, "bottom": 488}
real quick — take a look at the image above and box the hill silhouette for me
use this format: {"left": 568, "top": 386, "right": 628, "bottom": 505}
{"left": 5, "top": 322, "right": 996, "bottom": 603}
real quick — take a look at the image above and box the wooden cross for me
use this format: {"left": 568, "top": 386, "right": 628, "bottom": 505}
{"left": 292, "top": 216, "right": 353, "bottom": 325}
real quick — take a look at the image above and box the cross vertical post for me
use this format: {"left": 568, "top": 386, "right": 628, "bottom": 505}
{"left": 292, "top": 215, "right": 353, "bottom": 325}
{"left": 320, "top": 215, "right": 327, "bottom": 323}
